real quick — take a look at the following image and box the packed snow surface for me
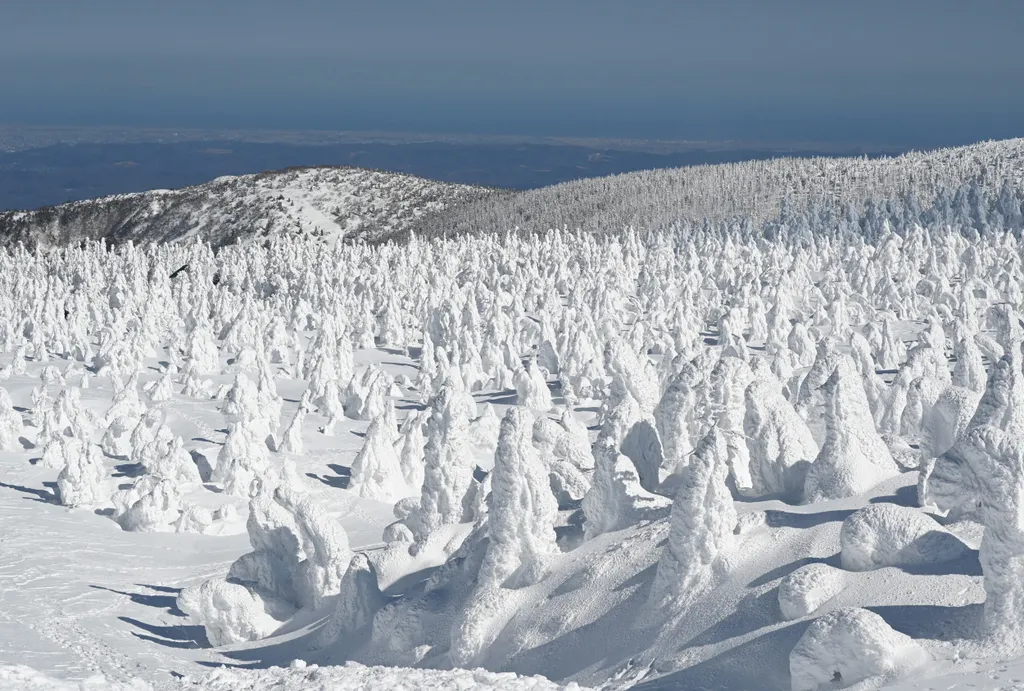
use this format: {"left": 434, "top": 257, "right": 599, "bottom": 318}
{"left": 0, "top": 662, "right": 590, "bottom": 690}
{"left": 3, "top": 138, "right": 1024, "bottom": 690}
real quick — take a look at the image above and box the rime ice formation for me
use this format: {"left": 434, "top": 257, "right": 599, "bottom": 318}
{"left": 396, "top": 409, "right": 429, "bottom": 492}
{"left": 315, "top": 553, "right": 388, "bottom": 651}
{"left": 180, "top": 477, "right": 355, "bottom": 647}
{"left": 449, "top": 408, "right": 560, "bottom": 667}
{"left": 620, "top": 419, "right": 664, "bottom": 494}
{"left": 469, "top": 402, "right": 501, "bottom": 452}
{"left": 279, "top": 391, "right": 310, "bottom": 455}
{"left": 803, "top": 357, "right": 899, "bottom": 503}
{"left": 114, "top": 476, "right": 183, "bottom": 532}
{"left": 583, "top": 437, "right": 671, "bottom": 539}
{"left": 0, "top": 386, "right": 23, "bottom": 450}
{"left": 709, "top": 355, "right": 756, "bottom": 490}
{"left": 651, "top": 427, "right": 736, "bottom": 606}
{"left": 350, "top": 407, "right": 410, "bottom": 503}
{"left": 136, "top": 427, "right": 203, "bottom": 484}
{"left": 743, "top": 378, "right": 818, "bottom": 499}
{"left": 515, "top": 359, "right": 553, "bottom": 412}
{"left": 653, "top": 362, "right": 703, "bottom": 473}
{"left": 479, "top": 407, "right": 558, "bottom": 589}
{"left": 177, "top": 579, "right": 286, "bottom": 647}
{"left": 213, "top": 423, "right": 271, "bottom": 496}
{"left": 407, "top": 384, "right": 476, "bottom": 542}
{"left": 789, "top": 608, "right": 930, "bottom": 691}
{"left": 922, "top": 346, "right": 1024, "bottom": 643}
{"left": 777, "top": 563, "right": 847, "bottom": 621}
{"left": 839, "top": 504, "right": 970, "bottom": 572}
{"left": 55, "top": 441, "right": 106, "bottom": 507}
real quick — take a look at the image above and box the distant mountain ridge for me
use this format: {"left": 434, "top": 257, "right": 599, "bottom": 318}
{"left": 0, "top": 166, "right": 492, "bottom": 247}
{"left": 2, "top": 138, "right": 1024, "bottom": 248}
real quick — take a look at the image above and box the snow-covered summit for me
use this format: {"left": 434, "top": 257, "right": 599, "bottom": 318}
{"left": 0, "top": 166, "right": 492, "bottom": 247}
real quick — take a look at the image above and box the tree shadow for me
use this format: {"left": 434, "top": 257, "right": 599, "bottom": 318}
{"left": 685, "top": 588, "right": 781, "bottom": 648}
{"left": 0, "top": 479, "right": 56, "bottom": 503}
{"left": 479, "top": 389, "right": 518, "bottom": 406}
{"left": 308, "top": 463, "right": 351, "bottom": 490}
{"left": 119, "top": 616, "right": 209, "bottom": 649}
{"left": 868, "top": 484, "right": 919, "bottom": 508}
{"left": 91, "top": 584, "right": 184, "bottom": 616}
{"left": 384, "top": 564, "right": 442, "bottom": 597}
{"left": 113, "top": 462, "right": 146, "bottom": 478}
{"left": 396, "top": 402, "right": 427, "bottom": 413}
{"left": 747, "top": 554, "right": 840, "bottom": 588}
{"left": 139, "top": 583, "right": 183, "bottom": 594}
{"left": 503, "top": 585, "right": 656, "bottom": 680}
{"left": 763, "top": 508, "right": 856, "bottom": 529}
{"left": 896, "top": 548, "right": 983, "bottom": 577}
{"left": 866, "top": 603, "right": 983, "bottom": 640}
{"left": 613, "top": 563, "right": 658, "bottom": 593}
{"left": 633, "top": 620, "right": 810, "bottom": 691}
{"left": 195, "top": 660, "right": 264, "bottom": 670}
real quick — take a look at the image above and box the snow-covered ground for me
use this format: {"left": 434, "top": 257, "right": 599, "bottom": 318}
{"left": 4, "top": 140, "right": 1024, "bottom": 690}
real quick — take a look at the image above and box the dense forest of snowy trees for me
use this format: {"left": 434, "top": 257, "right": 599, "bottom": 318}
{"left": 417, "top": 138, "right": 1024, "bottom": 240}
{"left": 6, "top": 141, "right": 1024, "bottom": 689}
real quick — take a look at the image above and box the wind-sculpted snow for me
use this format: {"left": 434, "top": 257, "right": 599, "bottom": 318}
{"left": 6, "top": 141, "right": 1024, "bottom": 690}
{"left": 0, "top": 166, "right": 492, "bottom": 247}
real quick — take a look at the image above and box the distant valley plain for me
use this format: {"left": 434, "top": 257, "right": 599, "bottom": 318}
{"left": 0, "top": 126, "right": 905, "bottom": 211}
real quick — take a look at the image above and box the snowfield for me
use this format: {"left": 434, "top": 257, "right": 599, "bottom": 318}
{"left": 2, "top": 140, "right": 1024, "bottom": 690}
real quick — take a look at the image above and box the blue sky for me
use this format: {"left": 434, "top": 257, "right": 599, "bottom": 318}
{"left": 2, "top": 0, "right": 1022, "bottom": 145}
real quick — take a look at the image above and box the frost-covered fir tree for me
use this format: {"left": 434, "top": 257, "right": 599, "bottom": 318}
{"left": 803, "top": 357, "right": 898, "bottom": 502}
{"left": 407, "top": 383, "right": 475, "bottom": 542}
{"left": 650, "top": 426, "right": 736, "bottom": 608}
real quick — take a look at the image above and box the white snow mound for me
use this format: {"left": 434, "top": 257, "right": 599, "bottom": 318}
{"left": 839, "top": 503, "right": 971, "bottom": 572}
{"left": 778, "top": 563, "right": 847, "bottom": 621}
{"left": 789, "top": 608, "right": 931, "bottom": 691}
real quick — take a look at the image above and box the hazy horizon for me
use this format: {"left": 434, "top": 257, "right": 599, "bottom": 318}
{"left": 3, "top": 1, "right": 1022, "bottom": 148}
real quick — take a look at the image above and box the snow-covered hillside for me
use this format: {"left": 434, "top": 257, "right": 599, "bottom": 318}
{"left": 5, "top": 140, "right": 1024, "bottom": 691}
{"left": 0, "top": 167, "right": 492, "bottom": 247}
{"left": 417, "top": 138, "right": 1024, "bottom": 237}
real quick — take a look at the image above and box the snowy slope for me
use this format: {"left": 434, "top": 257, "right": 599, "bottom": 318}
{"left": 417, "top": 138, "right": 1024, "bottom": 237}
{"left": 0, "top": 167, "right": 492, "bottom": 247}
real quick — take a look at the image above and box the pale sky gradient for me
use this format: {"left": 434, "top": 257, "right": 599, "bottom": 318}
{"left": 2, "top": 0, "right": 1022, "bottom": 145}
